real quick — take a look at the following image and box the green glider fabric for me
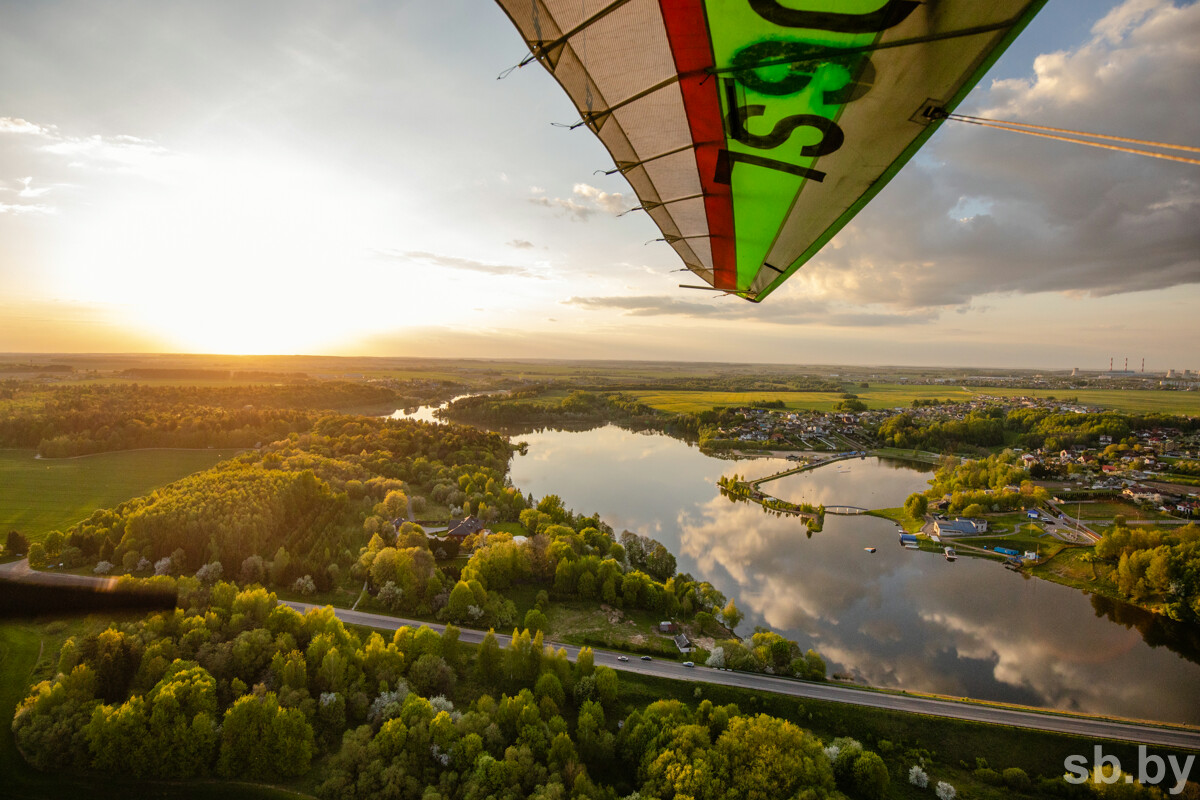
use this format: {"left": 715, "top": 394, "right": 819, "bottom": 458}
{"left": 494, "top": 0, "right": 1047, "bottom": 301}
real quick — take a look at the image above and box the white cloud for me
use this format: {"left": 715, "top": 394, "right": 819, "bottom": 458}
{"left": 0, "top": 117, "right": 51, "bottom": 135}
{"left": 530, "top": 182, "right": 634, "bottom": 220}
{"left": 797, "top": 0, "right": 1200, "bottom": 310}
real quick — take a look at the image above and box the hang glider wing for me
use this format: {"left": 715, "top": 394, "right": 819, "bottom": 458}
{"left": 494, "top": 0, "right": 1047, "bottom": 301}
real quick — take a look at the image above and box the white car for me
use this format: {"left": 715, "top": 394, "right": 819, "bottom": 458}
{"left": 616, "top": 655, "right": 629, "bottom": 662}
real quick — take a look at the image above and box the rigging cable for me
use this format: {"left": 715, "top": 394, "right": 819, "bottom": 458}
{"left": 943, "top": 113, "right": 1200, "bottom": 166}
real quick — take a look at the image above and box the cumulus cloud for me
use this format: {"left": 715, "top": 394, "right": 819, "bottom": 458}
{"left": 506, "top": 239, "right": 534, "bottom": 249}
{"left": 530, "top": 182, "right": 633, "bottom": 220}
{"left": 0, "top": 117, "right": 51, "bottom": 135}
{"left": 799, "top": 0, "right": 1200, "bottom": 310}
{"left": 378, "top": 249, "right": 547, "bottom": 279}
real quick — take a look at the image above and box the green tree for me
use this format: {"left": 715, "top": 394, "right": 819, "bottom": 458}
{"left": 446, "top": 580, "right": 476, "bottom": 623}
{"left": 594, "top": 666, "right": 618, "bottom": 707}
{"left": 218, "top": 692, "right": 313, "bottom": 779}
{"left": 721, "top": 599, "right": 744, "bottom": 631}
{"left": 145, "top": 662, "right": 220, "bottom": 778}
{"left": 851, "top": 750, "right": 890, "bottom": 800}
{"left": 409, "top": 653, "right": 456, "bottom": 697}
{"left": 5, "top": 530, "right": 28, "bottom": 556}
{"left": 904, "top": 493, "right": 928, "bottom": 519}
{"left": 523, "top": 608, "right": 549, "bottom": 633}
{"left": 27, "top": 541, "right": 47, "bottom": 568}
{"left": 477, "top": 629, "right": 502, "bottom": 684}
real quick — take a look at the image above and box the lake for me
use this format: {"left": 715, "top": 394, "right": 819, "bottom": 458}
{"left": 498, "top": 423, "right": 1200, "bottom": 724}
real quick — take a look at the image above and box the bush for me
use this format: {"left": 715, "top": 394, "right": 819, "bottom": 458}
{"left": 292, "top": 575, "right": 317, "bottom": 596}
{"left": 935, "top": 781, "right": 956, "bottom": 800}
{"left": 909, "top": 765, "right": 928, "bottom": 788}
{"left": 27, "top": 542, "right": 46, "bottom": 568}
{"left": 93, "top": 561, "right": 114, "bottom": 575}
{"left": 1002, "top": 767, "right": 1031, "bottom": 792}
{"left": 974, "top": 767, "right": 1001, "bottom": 785}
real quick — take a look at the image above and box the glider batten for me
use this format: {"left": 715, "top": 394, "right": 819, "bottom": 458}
{"left": 659, "top": 0, "right": 737, "bottom": 291}
{"left": 494, "top": 0, "right": 1049, "bottom": 303}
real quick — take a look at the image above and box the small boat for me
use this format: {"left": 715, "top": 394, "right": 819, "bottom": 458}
{"left": 943, "top": 547, "right": 957, "bottom": 561}
{"left": 864, "top": 547, "right": 877, "bottom": 553}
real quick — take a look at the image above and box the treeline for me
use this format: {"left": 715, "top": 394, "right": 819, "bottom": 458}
{"left": 875, "top": 406, "right": 1198, "bottom": 455}
{"left": 13, "top": 582, "right": 882, "bottom": 799}
{"left": 0, "top": 381, "right": 412, "bottom": 457}
{"left": 1094, "top": 523, "right": 1200, "bottom": 622}
{"left": 119, "top": 368, "right": 310, "bottom": 380}
{"left": 54, "top": 415, "right": 514, "bottom": 590}
{"left": 444, "top": 389, "right": 661, "bottom": 427}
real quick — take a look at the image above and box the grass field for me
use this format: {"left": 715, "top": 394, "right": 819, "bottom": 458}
{"left": 0, "top": 449, "right": 234, "bottom": 541}
{"left": 625, "top": 384, "right": 1200, "bottom": 416}
{"left": 1072, "top": 500, "right": 1176, "bottom": 521}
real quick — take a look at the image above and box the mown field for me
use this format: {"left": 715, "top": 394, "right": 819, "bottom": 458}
{"left": 0, "top": 449, "right": 234, "bottom": 541}
{"left": 626, "top": 384, "right": 1200, "bottom": 415}
{"left": 1071, "top": 500, "right": 1177, "bottom": 521}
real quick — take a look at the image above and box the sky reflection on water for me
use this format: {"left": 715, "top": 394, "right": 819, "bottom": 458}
{"left": 505, "top": 424, "right": 1200, "bottom": 723}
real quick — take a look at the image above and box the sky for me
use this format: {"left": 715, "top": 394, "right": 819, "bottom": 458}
{"left": 1, "top": 0, "right": 1197, "bottom": 369}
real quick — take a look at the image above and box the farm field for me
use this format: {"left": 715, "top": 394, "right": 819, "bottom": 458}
{"left": 626, "top": 384, "right": 1200, "bottom": 415}
{"left": 0, "top": 448, "right": 234, "bottom": 541}
{"left": 956, "top": 386, "right": 1200, "bottom": 415}
{"left": 1071, "top": 500, "right": 1177, "bottom": 521}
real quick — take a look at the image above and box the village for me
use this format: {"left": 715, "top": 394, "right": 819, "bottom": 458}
{"left": 710, "top": 396, "right": 1200, "bottom": 524}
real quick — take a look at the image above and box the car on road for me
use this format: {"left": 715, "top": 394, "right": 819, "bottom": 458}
{"left": 682, "top": 661, "right": 694, "bottom": 668}
{"left": 616, "top": 655, "right": 629, "bottom": 662}
{"left": 640, "top": 655, "right": 652, "bottom": 661}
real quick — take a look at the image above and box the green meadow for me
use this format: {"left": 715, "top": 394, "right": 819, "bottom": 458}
{"left": 0, "top": 449, "right": 234, "bottom": 542}
{"left": 626, "top": 384, "right": 1200, "bottom": 416}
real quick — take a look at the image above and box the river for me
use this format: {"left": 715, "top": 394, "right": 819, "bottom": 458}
{"left": 393, "top": 406, "right": 1200, "bottom": 724}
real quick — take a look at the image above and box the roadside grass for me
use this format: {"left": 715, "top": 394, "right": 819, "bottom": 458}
{"left": 0, "top": 449, "right": 234, "bottom": 542}
{"left": 614, "top": 670, "right": 1199, "bottom": 798}
{"left": 543, "top": 599, "right": 681, "bottom": 659}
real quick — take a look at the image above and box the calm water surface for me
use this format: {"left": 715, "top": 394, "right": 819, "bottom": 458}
{"left": 501, "top": 424, "right": 1200, "bottom": 724}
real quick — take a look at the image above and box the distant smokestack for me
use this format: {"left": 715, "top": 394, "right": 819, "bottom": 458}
{"left": 1124, "top": 357, "right": 1128, "bottom": 371}
{"left": 1110, "top": 357, "right": 1113, "bottom": 371}
{"left": 1142, "top": 358, "right": 1145, "bottom": 373}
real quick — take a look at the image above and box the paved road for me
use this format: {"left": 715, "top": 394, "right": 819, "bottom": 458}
{"left": 0, "top": 556, "right": 118, "bottom": 590}
{"left": 283, "top": 601, "right": 1200, "bottom": 752}
{"left": 4, "top": 562, "right": 1197, "bottom": 750}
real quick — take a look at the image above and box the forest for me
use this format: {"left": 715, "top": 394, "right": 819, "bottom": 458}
{"left": 11, "top": 581, "right": 891, "bottom": 800}
{"left": 1093, "top": 523, "right": 1200, "bottom": 622}
{"left": 0, "top": 381, "right": 419, "bottom": 457}
{"left": 11, "top": 392, "right": 823, "bottom": 679}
